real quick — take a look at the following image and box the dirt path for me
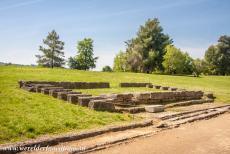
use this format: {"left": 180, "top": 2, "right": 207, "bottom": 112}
{"left": 92, "top": 113, "right": 230, "bottom": 154}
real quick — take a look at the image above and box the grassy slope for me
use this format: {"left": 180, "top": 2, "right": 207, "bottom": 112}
{"left": 0, "top": 66, "right": 230, "bottom": 144}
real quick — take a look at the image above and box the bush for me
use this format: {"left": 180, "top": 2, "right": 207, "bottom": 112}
{"left": 102, "top": 66, "right": 112, "bottom": 72}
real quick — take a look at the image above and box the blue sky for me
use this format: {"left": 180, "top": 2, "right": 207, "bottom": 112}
{"left": 0, "top": 0, "right": 229, "bottom": 70}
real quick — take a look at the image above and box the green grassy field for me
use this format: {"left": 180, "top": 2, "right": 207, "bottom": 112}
{"left": 0, "top": 66, "right": 230, "bottom": 144}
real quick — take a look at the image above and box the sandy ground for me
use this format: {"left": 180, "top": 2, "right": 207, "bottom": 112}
{"left": 92, "top": 113, "right": 230, "bottom": 154}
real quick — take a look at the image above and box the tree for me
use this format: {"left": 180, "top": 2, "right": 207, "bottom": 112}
{"left": 204, "top": 45, "right": 219, "bottom": 74}
{"left": 162, "top": 45, "right": 186, "bottom": 74}
{"left": 102, "top": 66, "right": 112, "bottom": 72}
{"left": 68, "top": 38, "right": 98, "bottom": 70}
{"left": 193, "top": 58, "right": 207, "bottom": 77}
{"left": 216, "top": 35, "right": 230, "bottom": 75}
{"left": 68, "top": 56, "right": 79, "bottom": 69}
{"left": 125, "top": 18, "right": 172, "bottom": 73}
{"left": 183, "top": 52, "right": 194, "bottom": 74}
{"left": 205, "top": 35, "right": 230, "bottom": 75}
{"left": 36, "top": 30, "right": 65, "bottom": 68}
{"left": 126, "top": 50, "right": 143, "bottom": 72}
{"left": 113, "top": 51, "right": 128, "bottom": 72}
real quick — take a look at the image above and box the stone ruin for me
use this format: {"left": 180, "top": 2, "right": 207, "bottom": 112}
{"left": 19, "top": 80, "right": 110, "bottom": 90}
{"left": 19, "top": 81, "right": 214, "bottom": 113}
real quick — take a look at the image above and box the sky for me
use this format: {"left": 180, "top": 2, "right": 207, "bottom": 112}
{"left": 0, "top": 0, "right": 230, "bottom": 70}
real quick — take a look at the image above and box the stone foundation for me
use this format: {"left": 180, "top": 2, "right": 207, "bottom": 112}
{"left": 19, "top": 80, "right": 110, "bottom": 89}
{"left": 18, "top": 81, "right": 208, "bottom": 113}
{"left": 119, "top": 82, "right": 151, "bottom": 87}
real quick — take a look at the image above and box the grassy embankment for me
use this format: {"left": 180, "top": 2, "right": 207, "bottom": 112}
{"left": 0, "top": 66, "right": 229, "bottom": 144}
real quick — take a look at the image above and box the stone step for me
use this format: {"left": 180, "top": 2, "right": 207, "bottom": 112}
{"left": 166, "top": 107, "right": 230, "bottom": 127}
{"left": 34, "top": 84, "right": 55, "bottom": 92}
{"left": 67, "top": 94, "right": 92, "bottom": 104}
{"left": 145, "top": 105, "right": 164, "bottom": 113}
{"left": 57, "top": 91, "right": 82, "bottom": 101}
{"left": 78, "top": 96, "right": 103, "bottom": 106}
{"left": 165, "top": 99, "right": 214, "bottom": 108}
{"left": 88, "top": 99, "right": 115, "bottom": 112}
{"left": 49, "top": 89, "right": 73, "bottom": 98}
{"left": 41, "top": 87, "right": 64, "bottom": 95}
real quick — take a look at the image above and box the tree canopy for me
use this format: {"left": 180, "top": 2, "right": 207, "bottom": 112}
{"left": 162, "top": 45, "right": 193, "bottom": 74}
{"left": 125, "top": 18, "right": 172, "bottom": 73}
{"left": 36, "top": 30, "right": 65, "bottom": 68}
{"left": 68, "top": 38, "right": 98, "bottom": 70}
{"left": 205, "top": 35, "right": 230, "bottom": 75}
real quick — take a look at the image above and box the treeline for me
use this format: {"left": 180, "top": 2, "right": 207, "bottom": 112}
{"left": 112, "top": 18, "right": 230, "bottom": 76}
{"left": 36, "top": 19, "right": 230, "bottom": 76}
{"left": 36, "top": 30, "right": 98, "bottom": 70}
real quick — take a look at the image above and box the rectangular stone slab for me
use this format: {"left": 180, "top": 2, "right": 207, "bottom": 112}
{"left": 78, "top": 96, "right": 102, "bottom": 106}
{"left": 49, "top": 89, "right": 73, "bottom": 98}
{"left": 145, "top": 105, "right": 164, "bottom": 113}
{"left": 57, "top": 92, "right": 82, "bottom": 101}
{"left": 41, "top": 87, "right": 64, "bottom": 95}
{"left": 67, "top": 94, "right": 92, "bottom": 104}
{"left": 88, "top": 99, "right": 115, "bottom": 112}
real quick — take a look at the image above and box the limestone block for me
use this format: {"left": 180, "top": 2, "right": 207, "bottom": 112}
{"left": 66, "top": 93, "right": 89, "bottom": 104}
{"left": 41, "top": 87, "right": 63, "bottom": 95}
{"left": 58, "top": 91, "right": 82, "bottom": 101}
{"left": 160, "top": 86, "right": 169, "bottom": 90}
{"left": 145, "top": 105, "right": 164, "bottom": 113}
{"left": 49, "top": 89, "right": 72, "bottom": 98}
{"left": 88, "top": 99, "right": 115, "bottom": 112}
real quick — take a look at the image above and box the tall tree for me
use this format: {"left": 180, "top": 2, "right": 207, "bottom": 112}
{"left": 163, "top": 45, "right": 186, "bottom": 74}
{"left": 163, "top": 45, "right": 193, "bottom": 75}
{"left": 68, "top": 38, "right": 98, "bottom": 70}
{"left": 126, "top": 18, "right": 172, "bottom": 73}
{"left": 36, "top": 30, "right": 65, "bottom": 68}
{"left": 205, "top": 35, "right": 230, "bottom": 75}
{"left": 113, "top": 51, "right": 128, "bottom": 72}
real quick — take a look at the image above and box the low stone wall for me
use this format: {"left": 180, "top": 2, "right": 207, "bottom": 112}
{"left": 101, "top": 91, "right": 204, "bottom": 105}
{"left": 119, "top": 82, "right": 151, "bottom": 87}
{"left": 19, "top": 80, "right": 110, "bottom": 89}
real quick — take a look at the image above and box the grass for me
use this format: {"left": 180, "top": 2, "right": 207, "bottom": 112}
{"left": 78, "top": 87, "right": 162, "bottom": 95}
{"left": 0, "top": 65, "right": 230, "bottom": 144}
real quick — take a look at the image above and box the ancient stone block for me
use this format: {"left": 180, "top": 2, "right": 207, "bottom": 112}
{"left": 58, "top": 91, "right": 82, "bottom": 101}
{"left": 146, "top": 84, "right": 153, "bottom": 88}
{"left": 21, "top": 86, "right": 35, "bottom": 92}
{"left": 204, "top": 92, "right": 214, "bottom": 99}
{"left": 154, "top": 85, "right": 161, "bottom": 89}
{"left": 169, "top": 87, "right": 178, "bottom": 91}
{"left": 160, "top": 86, "right": 169, "bottom": 90}
{"left": 67, "top": 94, "right": 84, "bottom": 104}
{"left": 145, "top": 105, "right": 164, "bottom": 113}
{"left": 88, "top": 99, "right": 115, "bottom": 112}
{"left": 35, "top": 84, "right": 55, "bottom": 93}
{"left": 119, "top": 82, "right": 150, "bottom": 87}
{"left": 67, "top": 94, "right": 92, "bottom": 105}
{"left": 134, "top": 92, "right": 151, "bottom": 100}
{"left": 41, "top": 87, "right": 64, "bottom": 95}
{"left": 49, "top": 89, "right": 72, "bottom": 98}
{"left": 78, "top": 96, "right": 102, "bottom": 106}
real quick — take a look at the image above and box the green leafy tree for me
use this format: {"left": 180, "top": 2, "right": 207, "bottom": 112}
{"left": 68, "top": 56, "right": 79, "bottom": 69}
{"left": 126, "top": 50, "right": 143, "bottom": 72}
{"left": 192, "top": 58, "right": 209, "bottom": 77}
{"left": 183, "top": 52, "right": 194, "bottom": 74}
{"left": 204, "top": 45, "right": 219, "bottom": 74}
{"left": 163, "top": 45, "right": 187, "bottom": 74}
{"left": 125, "top": 18, "right": 172, "bottom": 73}
{"left": 68, "top": 38, "right": 98, "bottom": 70}
{"left": 113, "top": 51, "right": 128, "bottom": 72}
{"left": 205, "top": 35, "right": 230, "bottom": 75}
{"left": 36, "top": 30, "right": 65, "bottom": 68}
{"left": 102, "top": 65, "right": 112, "bottom": 72}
